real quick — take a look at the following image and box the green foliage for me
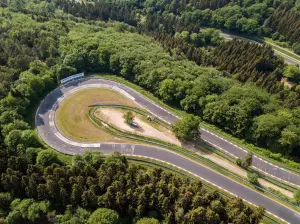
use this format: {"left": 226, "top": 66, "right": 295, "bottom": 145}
{"left": 293, "top": 43, "right": 300, "bottom": 55}
{"left": 293, "top": 188, "right": 300, "bottom": 204}
{"left": 0, "top": 150, "right": 264, "bottom": 223}
{"left": 55, "top": 206, "right": 90, "bottom": 224}
{"left": 25, "top": 147, "right": 43, "bottom": 164}
{"left": 82, "top": 151, "right": 105, "bottom": 169}
{"left": 172, "top": 115, "right": 200, "bottom": 141}
{"left": 252, "top": 114, "right": 287, "bottom": 149}
{"left": 4, "top": 130, "right": 22, "bottom": 149}
{"left": 87, "top": 208, "right": 119, "bottom": 224}
{"left": 136, "top": 217, "right": 160, "bottom": 224}
{"left": 175, "top": 29, "right": 222, "bottom": 47}
{"left": 123, "top": 111, "right": 134, "bottom": 124}
{"left": 265, "top": 8, "right": 300, "bottom": 45}
{"left": 247, "top": 172, "right": 259, "bottom": 185}
{"left": 236, "top": 152, "right": 253, "bottom": 168}
{"left": 36, "top": 150, "right": 60, "bottom": 166}
{"left": 0, "top": 4, "right": 298, "bottom": 159}
{"left": 5, "top": 199, "right": 50, "bottom": 224}
{"left": 283, "top": 65, "right": 300, "bottom": 82}
{"left": 0, "top": 192, "right": 12, "bottom": 216}
{"left": 0, "top": 3, "right": 290, "bottom": 223}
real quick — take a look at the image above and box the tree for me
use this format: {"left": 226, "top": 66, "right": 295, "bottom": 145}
{"left": 82, "top": 151, "right": 104, "bottom": 169}
{"left": 283, "top": 65, "right": 300, "bottom": 82}
{"left": 252, "top": 114, "right": 287, "bottom": 148}
{"left": 26, "top": 148, "right": 43, "bottom": 164}
{"left": 123, "top": 111, "right": 134, "bottom": 124}
{"left": 4, "top": 130, "right": 22, "bottom": 149}
{"left": 0, "top": 192, "right": 12, "bottom": 215}
{"left": 2, "top": 120, "right": 30, "bottom": 137}
{"left": 21, "top": 130, "right": 40, "bottom": 149}
{"left": 172, "top": 115, "right": 200, "bottom": 141}
{"left": 293, "top": 189, "right": 300, "bottom": 204}
{"left": 185, "top": 206, "right": 207, "bottom": 223}
{"left": 5, "top": 199, "right": 50, "bottom": 224}
{"left": 56, "top": 206, "right": 90, "bottom": 224}
{"left": 8, "top": 0, "right": 26, "bottom": 12}
{"left": 136, "top": 217, "right": 160, "bottom": 224}
{"left": 36, "top": 150, "right": 60, "bottom": 166}
{"left": 272, "top": 32, "right": 280, "bottom": 40}
{"left": 236, "top": 151, "right": 253, "bottom": 168}
{"left": 247, "top": 172, "right": 259, "bottom": 185}
{"left": 87, "top": 208, "right": 119, "bottom": 224}
{"left": 293, "top": 43, "right": 300, "bottom": 55}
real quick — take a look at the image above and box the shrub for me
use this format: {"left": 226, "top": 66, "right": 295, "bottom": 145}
{"left": 87, "top": 208, "right": 119, "bottom": 224}
{"left": 247, "top": 172, "right": 259, "bottom": 185}
{"left": 37, "top": 150, "right": 60, "bottom": 166}
{"left": 136, "top": 217, "right": 160, "bottom": 224}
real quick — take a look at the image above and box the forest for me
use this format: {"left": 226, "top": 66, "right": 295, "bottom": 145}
{"left": 51, "top": 0, "right": 300, "bottom": 52}
{"left": 48, "top": 0, "right": 300, "bottom": 107}
{"left": 0, "top": 150, "right": 265, "bottom": 223}
{"left": 0, "top": 1, "right": 300, "bottom": 160}
{"left": 0, "top": 0, "right": 300, "bottom": 221}
{"left": 8, "top": 0, "right": 300, "bottom": 159}
{"left": 0, "top": 5, "right": 268, "bottom": 223}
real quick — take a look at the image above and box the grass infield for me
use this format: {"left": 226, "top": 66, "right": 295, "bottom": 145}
{"left": 56, "top": 88, "right": 139, "bottom": 143}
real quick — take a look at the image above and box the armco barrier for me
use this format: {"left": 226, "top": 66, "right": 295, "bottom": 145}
{"left": 98, "top": 76, "right": 300, "bottom": 191}
{"left": 91, "top": 105, "right": 297, "bottom": 194}
{"left": 100, "top": 76, "right": 300, "bottom": 176}
{"left": 201, "top": 124, "right": 300, "bottom": 174}
{"left": 90, "top": 104, "right": 171, "bottom": 129}
{"left": 88, "top": 107, "right": 300, "bottom": 211}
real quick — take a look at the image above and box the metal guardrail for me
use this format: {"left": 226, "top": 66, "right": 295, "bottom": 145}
{"left": 91, "top": 104, "right": 297, "bottom": 192}
{"left": 99, "top": 76, "right": 300, "bottom": 178}
{"left": 90, "top": 104, "right": 171, "bottom": 129}
{"left": 199, "top": 134, "right": 297, "bottom": 192}
{"left": 88, "top": 106, "right": 300, "bottom": 211}
{"left": 200, "top": 124, "right": 300, "bottom": 174}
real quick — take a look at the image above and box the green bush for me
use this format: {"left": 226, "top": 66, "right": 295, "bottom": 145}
{"left": 136, "top": 217, "right": 160, "bottom": 224}
{"left": 247, "top": 172, "right": 259, "bottom": 185}
{"left": 36, "top": 150, "right": 60, "bottom": 166}
{"left": 87, "top": 208, "right": 119, "bottom": 224}
{"left": 293, "top": 43, "right": 300, "bottom": 55}
{"left": 172, "top": 114, "right": 200, "bottom": 141}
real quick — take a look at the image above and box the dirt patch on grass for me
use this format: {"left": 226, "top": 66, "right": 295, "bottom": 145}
{"left": 56, "top": 88, "right": 140, "bottom": 143}
{"left": 258, "top": 179, "right": 293, "bottom": 198}
{"left": 95, "top": 108, "right": 181, "bottom": 145}
{"left": 185, "top": 143, "right": 293, "bottom": 197}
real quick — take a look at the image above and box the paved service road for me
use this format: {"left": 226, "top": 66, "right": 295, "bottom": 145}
{"left": 36, "top": 78, "right": 300, "bottom": 223}
{"left": 220, "top": 33, "right": 300, "bottom": 65}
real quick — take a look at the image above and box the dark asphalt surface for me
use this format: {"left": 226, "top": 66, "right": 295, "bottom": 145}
{"left": 220, "top": 33, "right": 300, "bottom": 65}
{"left": 36, "top": 78, "right": 300, "bottom": 223}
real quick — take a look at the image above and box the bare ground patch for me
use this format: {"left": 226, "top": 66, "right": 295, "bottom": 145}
{"left": 95, "top": 108, "right": 181, "bottom": 145}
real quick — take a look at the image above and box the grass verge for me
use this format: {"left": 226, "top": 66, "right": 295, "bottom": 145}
{"left": 264, "top": 38, "right": 300, "bottom": 62}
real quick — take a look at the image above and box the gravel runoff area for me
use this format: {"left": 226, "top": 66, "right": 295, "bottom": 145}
{"left": 95, "top": 108, "right": 181, "bottom": 145}
{"left": 36, "top": 78, "right": 300, "bottom": 223}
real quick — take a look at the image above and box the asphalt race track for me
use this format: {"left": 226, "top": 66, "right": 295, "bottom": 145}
{"left": 36, "top": 78, "right": 300, "bottom": 223}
